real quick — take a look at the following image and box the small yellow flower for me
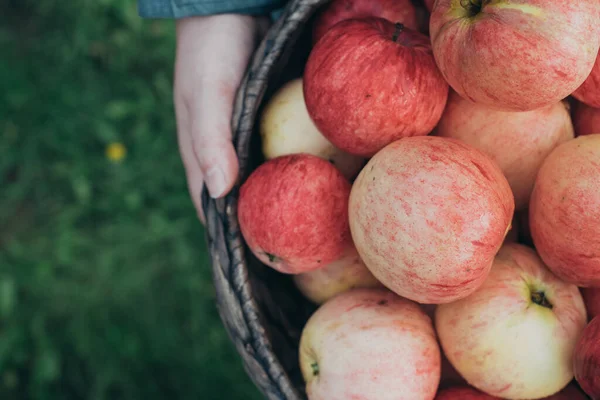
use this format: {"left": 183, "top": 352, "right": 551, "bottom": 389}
{"left": 106, "top": 142, "right": 127, "bottom": 163}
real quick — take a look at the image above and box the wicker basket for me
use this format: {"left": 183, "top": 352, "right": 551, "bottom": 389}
{"left": 202, "top": 1, "right": 330, "bottom": 399}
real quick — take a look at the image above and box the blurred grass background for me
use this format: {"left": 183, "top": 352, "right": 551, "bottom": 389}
{"left": 0, "top": 0, "right": 262, "bottom": 398}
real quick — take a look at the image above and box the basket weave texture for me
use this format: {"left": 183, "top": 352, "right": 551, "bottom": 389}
{"left": 202, "top": 1, "right": 330, "bottom": 399}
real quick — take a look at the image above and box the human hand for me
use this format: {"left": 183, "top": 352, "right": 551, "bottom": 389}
{"left": 174, "top": 14, "right": 268, "bottom": 222}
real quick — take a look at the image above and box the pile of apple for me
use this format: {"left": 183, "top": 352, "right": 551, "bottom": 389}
{"left": 236, "top": 0, "right": 600, "bottom": 399}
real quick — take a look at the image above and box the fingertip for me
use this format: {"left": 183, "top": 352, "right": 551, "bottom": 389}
{"left": 204, "top": 144, "right": 239, "bottom": 199}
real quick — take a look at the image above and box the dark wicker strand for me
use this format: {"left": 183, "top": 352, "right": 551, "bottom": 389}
{"left": 203, "top": 1, "right": 329, "bottom": 399}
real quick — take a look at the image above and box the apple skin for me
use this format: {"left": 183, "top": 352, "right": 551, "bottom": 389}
{"left": 435, "top": 383, "right": 589, "bottom": 400}
{"left": 573, "top": 316, "right": 600, "bottom": 399}
{"left": 582, "top": 288, "right": 600, "bottom": 321}
{"left": 435, "top": 91, "right": 574, "bottom": 209}
{"left": 304, "top": 17, "right": 448, "bottom": 157}
{"left": 424, "top": 0, "right": 434, "bottom": 12}
{"left": 259, "top": 78, "right": 365, "bottom": 180}
{"left": 436, "top": 243, "right": 588, "bottom": 399}
{"left": 530, "top": 134, "right": 600, "bottom": 287}
{"left": 573, "top": 53, "right": 600, "bottom": 108}
{"left": 238, "top": 154, "right": 351, "bottom": 274}
{"left": 349, "top": 136, "right": 514, "bottom": 304}
{"left": 293, "top": 246, "right": 382, "bottom": 304}
{"left": 312, "top": 0, "right": 421, "bottom": 44}
{"left": 430, "top": 0, "right": 600, "bottom": 112}
{"left": 299, "top": 288, "right": 441, "bottom": 400}
{"left": 573, "top": 101, "right": 600, "bottom": 137}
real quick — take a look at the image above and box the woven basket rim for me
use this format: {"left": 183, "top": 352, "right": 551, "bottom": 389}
{"left": 202, "top": 1, "right": 329, "bottom": 399}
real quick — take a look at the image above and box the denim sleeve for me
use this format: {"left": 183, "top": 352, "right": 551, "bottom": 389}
{"left": 138, "top": 0, "right": 287, "bottom": 18}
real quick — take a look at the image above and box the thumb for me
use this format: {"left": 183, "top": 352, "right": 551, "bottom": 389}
{"left": 189, "top": 80, "right": 239, "bottom": 199}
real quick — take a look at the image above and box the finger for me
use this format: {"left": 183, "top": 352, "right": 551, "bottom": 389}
{"left": 174, "top": 90, "right": 206, "bottom": 223}
{"left": 189, "top": 79, "right": 239, "bottom": 199}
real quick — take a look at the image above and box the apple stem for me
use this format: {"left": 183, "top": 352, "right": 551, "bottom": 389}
{"left": 392, "top": 23, "right": 404, "bottom": 43}
{"left": 531, "top": 291, "right": 553, "bottom": 309}
{"left": 311, "top": 362, "right": 319, "bottom": 377}
{"left": 461, "top": 0, "right": 483, "bottom": 16}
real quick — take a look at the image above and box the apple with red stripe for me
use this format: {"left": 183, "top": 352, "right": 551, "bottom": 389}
{"left": 238, "top": 154, "right": 351, "bottom": 274}
{"left": 430, "top": 0, "right": 600, "bottom": 111}
{"left": 349, "top": 136, "right": 514, "bottom": 304}
{"left": 436, "top": 243, "right": 587, "bottom": 399}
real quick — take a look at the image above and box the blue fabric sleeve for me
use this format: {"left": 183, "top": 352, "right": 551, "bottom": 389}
{"left": 138, "top": 0, "right": 287, "bottom": 18}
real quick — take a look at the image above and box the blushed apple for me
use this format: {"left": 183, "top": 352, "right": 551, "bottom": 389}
{"left": 573, "top": 53, "right": 600, "bottom": 108}
{"left": 304, "top": 17, "right": 448, "bottom": 157}
{"left": 349, "top": 136, "right": 514, "bottom": 304}
{"left": 436, "top": 243, "right": 588, "bottom": 399}
{"left": 312, "top": 0, "right": 421, "bottom": 44}
{"left": 299, "top": 288, "right": 441, "bottom": 400}
{"left": 582, "top": 288, "right": 600, "bottom": 320}
{"left": 259, "top": 78, "right": 365, "bottom": 180}
{"left": 573, "top": 101, "right": 600, "bottom": 137}
{"left": 573, "top": 316, "right": 600, "bottom": 399}
{"left": 293, "top": 246, "right": 382, "bottom": 304}
{"left": 530, "top": 134, "right": 600, "bottom": 287}
{"left": 430, "top": 0, "right": 600, "bottom": 111}
{"left": 238, "top": 154, "right": 351, "bottom": 274}
{"left": 435, "top": 91, "right": 574, "bottom": 209}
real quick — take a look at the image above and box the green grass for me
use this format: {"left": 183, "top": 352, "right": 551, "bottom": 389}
{"left": 0, "top": 1, "right": 262, "bottom": 399}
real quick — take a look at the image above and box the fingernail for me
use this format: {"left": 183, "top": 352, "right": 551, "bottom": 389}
{"left": 205, "top": 166, "right": 227, "bottom": 198}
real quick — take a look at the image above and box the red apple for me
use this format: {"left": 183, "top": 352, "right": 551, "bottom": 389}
{"left": 304, "top": 17, "right": 448, "bottom": 157}
{"left": 299, "top": 288, "right": 441, "bottom": 400}
{"left": 530, "top": 134, "right": 600, "bottom": 287}
{"left": 349, "top": 136, "right": 514, "bottom": 304}
{"left": 573, "top": 316, "right": 600, "bottom": 399}
{"left": 424, "top": 0, "right": 434, "bottom": 12}
{"left": 582, "top": 288, "right": 600, "bottom": 320}
{"left": 312, "top": 0, "right": 421, "bottom": 44}
{"left": 435, "top": 91, "right": 574, "bottom": 209}
{"left": 430, "top": 0, "right": 600, "bottom": 111}
{"left": 293, "top": 246, "right": 382, "bottom": 304}
{"left": 435, "top": 386, "right": 497, "bottom": 399}
{"left": 573, "top": 53, "right": 600, "bottom": 108}
{"left": 436, "top": 243, "right": 588, "bottom": 399}
{"left": 573, "top": 101, "right": 600, "bottom": 137}
{"left": 238, "top": 154, "right": 351, "bottom": 274}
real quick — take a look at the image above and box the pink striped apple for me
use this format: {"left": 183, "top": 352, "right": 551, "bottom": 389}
{"left": 349, "top": 136, "right": 514, "bottom": 304}
{"left": 430, "top": 0, "right": 600, "bottom": 111}
{"left": 238, "top": 154, "right": 351, "bottom": 274}
{"left": 299, "top": 288, "right": 441, "bottom": 400}
{"left": 436, "top": 243, "right": 587, "bottom": 399}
